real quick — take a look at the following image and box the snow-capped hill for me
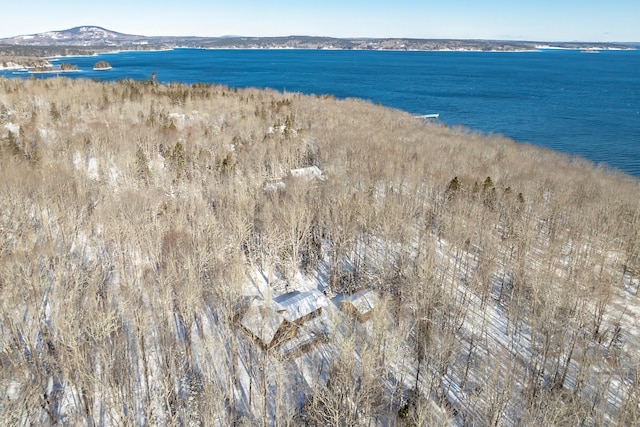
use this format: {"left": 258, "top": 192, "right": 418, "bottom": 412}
{"left": 0, "top": 26, "right": 149, "bottom": 46}
{"left": 69, "top": 26, "right": 117, "bottom": 38}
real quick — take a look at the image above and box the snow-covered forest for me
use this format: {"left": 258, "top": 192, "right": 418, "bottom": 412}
{"left": 1, "top": 77, "right": 639, "bottom": 425}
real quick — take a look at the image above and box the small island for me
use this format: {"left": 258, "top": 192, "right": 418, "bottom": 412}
{"left": 93, "top": 60, "right": 112, "bottom": 71}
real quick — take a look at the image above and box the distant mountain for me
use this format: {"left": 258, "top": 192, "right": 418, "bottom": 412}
{"left": 0, "top": 26, "right": 634, "bottom": 52}
{"left": 0, "top": 26, "right": 151, "bottom": 46}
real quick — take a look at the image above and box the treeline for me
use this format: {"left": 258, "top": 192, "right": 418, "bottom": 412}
{"left": 0, "top": 44, "right": 114, "bottom": 57}
{"left": 0, "top": 45, "right": 107, "bottom": 69}
{"left": 0, "top": 55, "right": 50, "bottom": 69}
{"left": 0, "top": 76, "right": 639, "bottom": 425}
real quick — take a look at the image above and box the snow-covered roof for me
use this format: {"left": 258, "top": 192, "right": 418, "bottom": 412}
{"left": 342, "top": 289, "right": 378, "bottom": 316}
{"left": 274, "top": 290, "right": 328, "bottom": 323}
{"left": 240, "top": 290, "right": 328, "bottom": 346}
{"left": 277, "top": 315, "right": 331, "bottom": 357}
{"left": 240, "top": 299, "right": 285, "bottom": 346}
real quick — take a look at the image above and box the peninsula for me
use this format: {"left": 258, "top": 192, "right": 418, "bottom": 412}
{"left": 1, "top": 74, "right": 638, "bottom": 427}
{"left": 28, "top": 62, "right": 79, "bottom": 73}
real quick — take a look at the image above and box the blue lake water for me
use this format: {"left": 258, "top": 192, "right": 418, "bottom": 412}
{"left": 3, "top": 48, "right": 639, "bottom": 177}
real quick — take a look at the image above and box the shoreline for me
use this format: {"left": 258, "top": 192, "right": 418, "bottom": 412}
{"left": 43, "top": 45, "right": 636, "bottom": 60}
{"left": 45, "top": 47, "right": 175, "bottom": 61}
{"left": 46, "top": 46, "right": 544, "bottom": 59}
{"left": 43, "top": 46, "right": 620, "bottom": 61}
{"left": 28, "top": 69, "right": 81, "bottom": 74}
{"left": 188, "top": 46, "right": 543, "bottom": 53}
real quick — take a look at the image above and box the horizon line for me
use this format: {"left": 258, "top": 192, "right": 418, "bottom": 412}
{"left": 2, "top": 25, "right": 639, "bottom": 45}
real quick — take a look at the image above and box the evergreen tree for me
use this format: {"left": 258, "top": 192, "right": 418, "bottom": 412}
{"left": 482, "top": 176, "right": 494, "bottom": 193}
{"left": 481, "top": 176, "right": 497, "bottom": 208}
{"left": 50, "top": 102, "right": 61, "bottom": 122}
{"left": 171, "top": 141, "right": 186, "bottom": 180}
{"left": 135, "top": 146, "right": 151, "bottom": 184}
{"left": 6, "top": 130, "right": 22, "bottom": 157}
{"left": 446, "top": 176, "right": 461, "bottom": 199}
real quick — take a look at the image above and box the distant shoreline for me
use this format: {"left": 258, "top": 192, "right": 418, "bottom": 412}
{"left": 36, "top": 45, "right": 637, "bottom": 63}
{"left": 3, "top": 29, "right": 635, "bottom": 65}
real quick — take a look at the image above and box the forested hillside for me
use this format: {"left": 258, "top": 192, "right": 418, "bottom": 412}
{"left": 1, "top": 77, "right": 639, "bottom": 425}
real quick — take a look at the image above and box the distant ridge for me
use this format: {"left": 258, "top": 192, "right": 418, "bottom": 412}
{"left": 0, "top": 26, "right": 634, "bottom": 51}
{"left": 0, "top": 26, "right": 150, "bottom": 47}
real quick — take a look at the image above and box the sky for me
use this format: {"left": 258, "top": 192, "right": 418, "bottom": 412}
{"left": 2, "top": 0, "right": 639, "bottom": 42}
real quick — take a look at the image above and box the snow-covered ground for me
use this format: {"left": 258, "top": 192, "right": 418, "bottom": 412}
{"left": 2, "top": 78, "right": 638, "bottom": 425}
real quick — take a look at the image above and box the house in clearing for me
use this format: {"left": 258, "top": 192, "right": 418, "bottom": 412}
{"left": 240, "top": 290, "right": 329, "bottom": 351}
{"left": 274, "top": 290, "right": 327, "bottom": 324}
{"left": 240, "top": 299, "right": 293, "bottom": 349}
{"left": 340, "top": 288, "right": 379, "bottom": 322}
